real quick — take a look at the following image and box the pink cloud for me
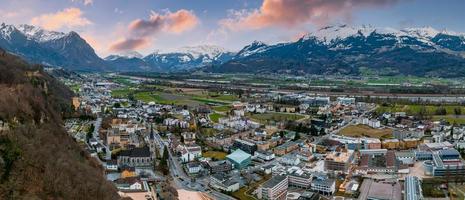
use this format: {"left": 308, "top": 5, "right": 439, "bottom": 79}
{"left": 221, "top": 0, "right": 399, "bottom": 30}
{"left": 109, "top": 38, "right": 150, "bottom": 52}
{"left": 129, "top": 9, "right": 199, "bottom": 36}
{"left": 31, "top": 7, "right": 92, "bottom": 30}
{"left": 111, "top": 9, "right": 199, "bottom": 51}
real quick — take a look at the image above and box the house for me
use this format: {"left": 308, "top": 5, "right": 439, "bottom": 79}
{"left": 117, "top": 146, "right": 152, "bottom": 167}
{"left": 180, "top": 145, "right": 202, "bottom": 162}
{"left": 186, "top": 162, "right": 202, "bottom": 174}
{"left": 114, "top": 177, "right": 144, "bottom": 191}
{"left": 181, "top": 132, "right": 196, "bottom": 144}
{"left": 210, "top": 173, "right": 240, "bottom": 192}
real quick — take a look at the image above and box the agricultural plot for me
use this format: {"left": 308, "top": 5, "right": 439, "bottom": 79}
{"left": 339, "top": 125, "right": 393, "bottom": 139}
{"left": 377, "top": 104, "right": 465, "bottom": 116}
{"left": 246, "top": 112, "right": 306, "bottom": 124}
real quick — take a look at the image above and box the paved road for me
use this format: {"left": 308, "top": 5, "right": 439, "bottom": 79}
{"left": 92, "top": 116, "right": 112, "bottom": 160}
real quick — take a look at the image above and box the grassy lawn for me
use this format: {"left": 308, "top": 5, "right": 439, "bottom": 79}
{"left": 111, "top": 88, "right": 133, "bottom": 98}
{"left": 377, "top": 104, "right": 465, "bottom": 116}
{"left": 210, "top": 113, "right": 226, "bottom": 123}
{"left": 212, "top": 105, "right": 231, "bottom": 112}
{"left": 191, "top": 97, "right": 229, "bottom": 105}
{"left": 202, "top": 151, "right": 227, "bottom": 160}
{"left": 246, "top": 112, "right": 306, "bottom": 124}
{"left": 209, "top": 94, "right": 239, "bottom": 101}
{"left": 339, "top": 124, "right": 393, "bottom": 139}
{"left": 432, "top": 115, "right": 465, "bottom": 124}
{"left": 134, "top": 91, "right": 174, "bottom": 104}
{"left": 111, "top": 77, "right": 133, "bottom": 86}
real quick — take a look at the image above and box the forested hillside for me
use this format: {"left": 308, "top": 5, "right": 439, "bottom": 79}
{"left": 0, "top": 48, "right": 120, "bottom": 199}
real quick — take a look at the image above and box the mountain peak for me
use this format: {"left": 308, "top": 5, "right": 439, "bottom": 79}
{"left": 105, "top": 51, "right": 144, "bottom": 60}
{"left": 16, "top": 24, "right": 66, "bottom": 42}
{"left": 402, "top": 26, "right": 440, "bottom": 38}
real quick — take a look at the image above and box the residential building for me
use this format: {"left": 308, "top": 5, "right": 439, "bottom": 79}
{"left": 186, "top": 162, "right": 202, "bottom": 174}
{"left": 233, "top": 139, "right": 257, "bottom": 154}
{"left": 180, "top": 145, "right": 202, "bottom": 162}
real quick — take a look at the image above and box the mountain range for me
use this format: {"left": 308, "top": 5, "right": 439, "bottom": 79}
{"left": 208, "top": 25, "right": 465, "bottom": 77}
{"left": 2, "top": 23, "right": 465, "bottom": 77}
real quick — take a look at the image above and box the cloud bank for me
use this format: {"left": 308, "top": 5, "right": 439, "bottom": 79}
{"left": 31, "top": 7, "right": 92, "bottom": 30}
{"left": 221, "top": 0, "right": 399, "bottom": 30}
{"left": 110, "top": 9, "right": 198, "bottom": 51}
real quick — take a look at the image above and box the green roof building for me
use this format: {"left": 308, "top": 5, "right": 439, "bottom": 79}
{"left": 227, "top": 149, "right": 251, "bottom": 169}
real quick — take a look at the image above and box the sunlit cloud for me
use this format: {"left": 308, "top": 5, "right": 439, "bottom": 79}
{"left": 31, "top": 7, "right": 92, "bottom": 30}
{"left": 220, "top": 0, "right": 400, "bottom": 30}
{"left": 110, "top": 9, "right": 199, "bottom": 52}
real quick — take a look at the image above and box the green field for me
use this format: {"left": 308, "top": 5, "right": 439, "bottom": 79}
{"left": 432, "top": 115, "right": 465, "bottom": 124}
{"left": 212, "top": 105, "right": 231, "bottom": 112}
{"left": 111, "top": 77, "right": 133, "bottom": 86}
{"left": 134, "top": 91, "right": 173, "bottom": 104}
{"left": 246, "top": 112, "right": 306, "bottom": 124}
{"left": 209, "top": 113, "right": 226, "bottom": 123}
{"left": 111, "top": 88, "right": 133, "bottom": 98}
{"left": 377, "top": 104, "right": 465, "bottom": 116}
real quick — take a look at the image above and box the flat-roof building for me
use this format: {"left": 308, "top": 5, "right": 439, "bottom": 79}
{"left": 259, "top": 175, "right": 288, "bottom": 200}
{"left": 227, "top": 149, "right": 252, "bottom": 169}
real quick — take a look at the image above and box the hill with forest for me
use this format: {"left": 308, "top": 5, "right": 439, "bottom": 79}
{"left": 0, "top": 48, "right": 120, "bottom": 199}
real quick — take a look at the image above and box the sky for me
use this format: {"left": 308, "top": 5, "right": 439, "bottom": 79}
{"left": 1, "top": 0, "right": 464, "bottom": 57}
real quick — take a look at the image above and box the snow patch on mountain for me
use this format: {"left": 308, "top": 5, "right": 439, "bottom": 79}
{"left": 16, "top": 24, "right": 66, "bottom": 42}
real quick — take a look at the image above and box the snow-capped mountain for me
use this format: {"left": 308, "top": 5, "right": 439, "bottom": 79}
{"left": 104, "top": 45, "right": 235, "bottom": 72}
{"left": 207, "top": 24, "right": 465, "bottom": 77}
{"left": 0, "top": 23, "right": 106, "bottom": 70}
{"left": 16, "top": 24, "right": 66, "bottom": 42}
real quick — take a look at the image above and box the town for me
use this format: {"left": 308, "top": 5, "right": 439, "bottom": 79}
{"left": 63, "top": 73, "right": 465, "bottom": 200}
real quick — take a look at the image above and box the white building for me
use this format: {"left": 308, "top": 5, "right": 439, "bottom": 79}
{"left": 180, "top": 145, "right": 202, "bottom": 162}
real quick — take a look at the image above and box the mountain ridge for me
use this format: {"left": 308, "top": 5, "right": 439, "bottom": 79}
{"left": 206, "top": 24, "right": 465, "bottom": 77}
{"left": 2, "top": 23, "right": 465, "bottom": 76}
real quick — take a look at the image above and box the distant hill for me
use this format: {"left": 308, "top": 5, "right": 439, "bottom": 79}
{"left": 0, "top": 48, "right": 119, "bottom": 199}
{"left": 205, "top": 25, "right": 465, "bottom": 77}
